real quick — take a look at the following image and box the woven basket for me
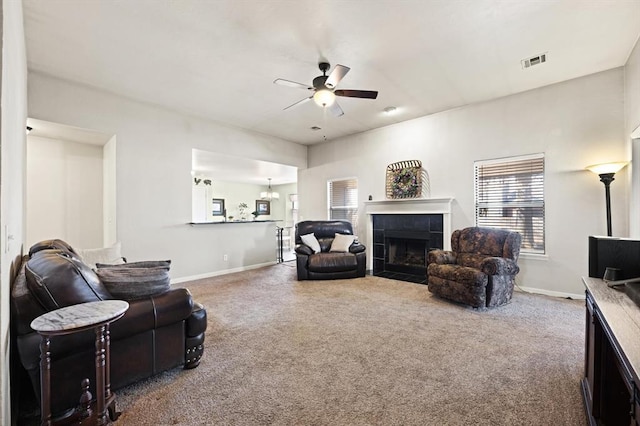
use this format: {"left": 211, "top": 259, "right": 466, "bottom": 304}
{"left": 385, "top": 160, "right": 429, "bottom": 199}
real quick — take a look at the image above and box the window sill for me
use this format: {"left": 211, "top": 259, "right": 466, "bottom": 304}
{"left": 519, "top": 252, "right": 548, "bottom": 261}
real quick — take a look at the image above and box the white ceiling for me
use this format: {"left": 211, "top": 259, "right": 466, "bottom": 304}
{"left": 22, "top": 0, "right": 640, "bottom": 148}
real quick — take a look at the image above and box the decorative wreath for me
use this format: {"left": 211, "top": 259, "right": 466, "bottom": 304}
{"left": 386, "top": 160, "right": 423, "bottom": 199}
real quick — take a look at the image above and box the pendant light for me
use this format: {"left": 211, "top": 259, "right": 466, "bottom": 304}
{"left": 260, "top": 178, "right": 280, "bottom": 201}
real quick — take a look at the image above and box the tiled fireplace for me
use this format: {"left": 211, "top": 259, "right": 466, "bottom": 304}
{"left": 364, "top": 198, "right": 453, "bottom": 284}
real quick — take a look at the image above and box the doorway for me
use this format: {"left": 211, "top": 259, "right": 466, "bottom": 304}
{"left": 25, "top": 118, "right": 116, "bottom": 249}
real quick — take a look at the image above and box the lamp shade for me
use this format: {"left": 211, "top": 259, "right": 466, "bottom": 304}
{"left": 313, "top": 90, "right": 336, "bottom": 107}
{"left": 586, "top": 162, "right": 628, "bottom": 175}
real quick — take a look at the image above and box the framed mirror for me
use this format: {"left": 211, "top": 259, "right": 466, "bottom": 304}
{"left": 256, "top": 200, "right": 270, "bottom": 215}
{"left": 212, "top": 198, "right": 225, "bottom": 216}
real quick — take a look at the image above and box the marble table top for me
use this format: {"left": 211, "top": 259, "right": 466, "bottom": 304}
{"left": 31, "top": 300, "right": 129, "bottom": 333}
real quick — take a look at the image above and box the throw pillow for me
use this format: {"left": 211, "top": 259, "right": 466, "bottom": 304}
{"left": 96, "top": 260, "right": 171, "bottom": 269}
{"left": 330, "top": 233, "right": 356, "bottom": 252}
{"left": 300, "top": 233, "right": 321, "bottom": 253}
{"left": 95, "top": 266, "right": 170, "bottom": 300}
{"left": 76, "top": 242, "right": 125, "bottom": 269}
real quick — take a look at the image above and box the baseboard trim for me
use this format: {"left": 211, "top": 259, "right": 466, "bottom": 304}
{"left": 171, "top": 261, "right": 278, "bottom": 284}
{"left": 515, "top": 285, "right": 585, "bottom": 300}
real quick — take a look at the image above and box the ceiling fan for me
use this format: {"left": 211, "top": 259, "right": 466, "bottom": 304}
{"left": 274, "top": 61, "right": 378, "bottom": 117}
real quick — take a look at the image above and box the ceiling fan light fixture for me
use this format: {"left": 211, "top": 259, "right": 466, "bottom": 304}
{"left": 313, "top": 89, "right": 336, "bottom": 107}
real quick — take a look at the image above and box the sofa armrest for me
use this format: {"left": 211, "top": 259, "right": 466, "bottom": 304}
{"left": 428, "top": 250, "right": 457, "bottom": 265}
{"left": 349, "top": 242, "right": 366, "bottom": 254}
{"left": 110, "top": 288, "right": 193, "bottom": 339}
{"left": 186, "top": 301, "right": 207, "bottom": 338}
{"left": 481, "top": 257, "right": 520, "bottom": 275}
{"left": 295, "top": 244, "right": 314, "bottom": 256}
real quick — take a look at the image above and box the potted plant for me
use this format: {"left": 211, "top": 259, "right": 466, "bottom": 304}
{"left": 238, "top": 203, "right": 248, "bottom": 221}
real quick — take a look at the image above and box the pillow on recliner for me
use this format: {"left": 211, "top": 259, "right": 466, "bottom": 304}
{"left": 301, "top": 233, "right": 321, "bottom": 253}
{"left": 330, "top": 233, "right": 356, "bottom": 252}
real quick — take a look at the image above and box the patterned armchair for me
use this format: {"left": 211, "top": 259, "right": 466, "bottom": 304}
{"left": 427, "top": 227, "right": 522, "bottom": 308}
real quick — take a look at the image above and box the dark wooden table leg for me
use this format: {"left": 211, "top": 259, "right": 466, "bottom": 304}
{"left": 104, "top": 323, "right": 120, "bottom": 421}
{"left": 39, "top": 336, "right": 52, "bottom": 426}
{"left": 95, "top": 325, "right": 107, "bottom": 425}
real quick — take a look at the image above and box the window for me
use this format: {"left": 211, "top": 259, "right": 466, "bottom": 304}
{"left": 328, "top": 178, "right": 358, "bottom": 227}
{"left": 474, "top": 154, "right": 544, "bottom": 254}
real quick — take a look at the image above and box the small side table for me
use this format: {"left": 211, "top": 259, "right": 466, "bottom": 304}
{"left": 31, "top": 300, "right": 129, "bottom": 426}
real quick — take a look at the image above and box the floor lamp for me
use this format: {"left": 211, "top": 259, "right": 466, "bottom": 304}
{"left": 586, "top": 162, "right": 628, "bottom": 236}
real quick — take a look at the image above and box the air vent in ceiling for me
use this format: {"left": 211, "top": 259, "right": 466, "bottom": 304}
{"left": 521, "top": 53, "right": 547, "bottom": 69}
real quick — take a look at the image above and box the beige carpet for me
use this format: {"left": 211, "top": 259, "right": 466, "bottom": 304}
{"left": 114, "top": 263, "right": 586, "bottom": 425}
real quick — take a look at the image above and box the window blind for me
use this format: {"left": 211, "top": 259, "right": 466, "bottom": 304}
{"left": 474, "top": 154, "right": 545, "bottom": 254}
{"left": 328, "top": 178, "right": 358, "bottom": 227}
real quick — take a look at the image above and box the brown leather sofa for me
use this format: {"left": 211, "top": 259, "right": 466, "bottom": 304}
{"left": 11, "top": 239, "right": 207, "bottom": 417}
{"left": 295, "top": 220, "right": 366, "bottom": 280}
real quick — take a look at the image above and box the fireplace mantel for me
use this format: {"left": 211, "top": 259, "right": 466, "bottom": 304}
{"left": 363, "top": 198, "right": 454, "bottom": 271}
{"left": 364, "top": 197, "right": 454, "bottom": 215}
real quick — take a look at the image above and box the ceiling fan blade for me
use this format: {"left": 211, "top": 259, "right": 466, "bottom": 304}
{"left": 283, "top": 96, "right": 312, "bottom": 110}
{"left": 274, "top": 78, "right": 313, "bottom": 91}
{"left": 335, "top": 89, "right": 378, "bottom": 99}
{"left": 325, "top": 64, "right": 350, "bottom": 89}
{"left": 327, "top": 101, "right": 344, "bottom": 117}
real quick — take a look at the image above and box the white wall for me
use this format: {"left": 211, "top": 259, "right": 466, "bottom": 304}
{"left": 28, "top": 71, "right": 307, "bottom": 279}
{"left": 103, "top": 135, "right": 117, "bottom": 245}
{"left": 0, "top": 0, "right": 27, "bottom": 423}
{"left": 26, "top": 135, "right": 103, "bottom": 248}
{"left": 299, "top": 69, "right": 627, "bottom": 297}
{"left": 626, "top": 36, "right": 640, "bottom": 237}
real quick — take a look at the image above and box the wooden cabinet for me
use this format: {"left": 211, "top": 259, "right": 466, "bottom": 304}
{"left": 583, "top": 278, "right": 640, "bottom": 425}
{"left": 583, "top": 293, "right": 601, "bottom": 420}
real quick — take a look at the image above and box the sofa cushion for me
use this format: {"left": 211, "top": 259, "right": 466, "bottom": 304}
{"left": 330, "top": 233, "right": 356, "bottom": 252}
{"left": 300, "top": 233, "right": 321, "bottom": 253}
{"left": 308, "top": 252, "right": 358, "bottom": 273}
{"left": 25, "top": 251, "right": 113, "bottom": 310}
{"left": 95, "top": 266, "right": 171, "bottom": 300}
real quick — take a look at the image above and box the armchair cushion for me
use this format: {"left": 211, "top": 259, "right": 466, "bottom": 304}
{"left": 308, "top": 252, "right": 358, "bottom": 273}
{"left": 428, "top": 250, "right": 457, "bottom": 265}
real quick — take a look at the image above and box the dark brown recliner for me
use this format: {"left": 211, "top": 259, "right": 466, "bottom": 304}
{"left": 427, "top": 227, "right": 522, "bottom": 308}
{"left": 295, "top": 220, "right": 366, "bottom": 280}
{"left": 11, "top": 239, "right": 207, "bottom": 417}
